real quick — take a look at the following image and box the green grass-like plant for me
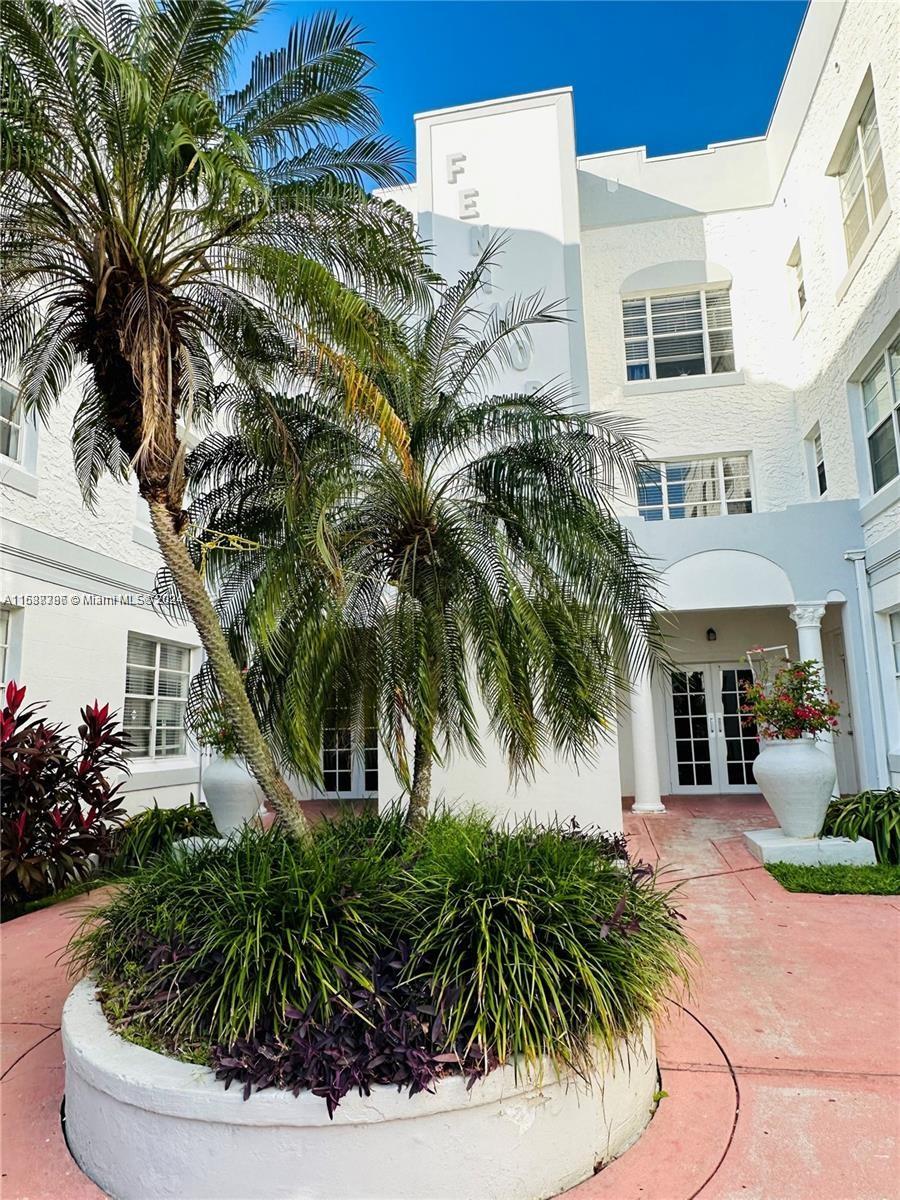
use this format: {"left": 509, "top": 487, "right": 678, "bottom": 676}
{"left": 70, "top": 809, "right": 694, "bottom": 1081}
{"left": 822, "top": 789, "right": 900, "bottom": 865}
{"left": 406, "top": 810, "right": 690, "bottom": 1070}
{"left": 74, "top": 827, "right": 400, "bottom": 1043}
{"left": 766, "top": 862, "right": 900, "bottom": 895}
{"left": 110, "top": 801, "right": 217, "bottom": 872}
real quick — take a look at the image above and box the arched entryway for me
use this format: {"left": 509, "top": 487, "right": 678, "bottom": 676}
{"left": 623, "top": 550, "right": 857, "bottom": 812}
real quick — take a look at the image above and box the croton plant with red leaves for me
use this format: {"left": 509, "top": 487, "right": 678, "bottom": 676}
{"left": 1, "top": 681, "right": 129, "bottom": 904}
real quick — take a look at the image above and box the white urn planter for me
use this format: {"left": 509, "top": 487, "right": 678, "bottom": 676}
{"left": 752, "top": 737, "right": 836, "bottom": 838}
{"left": 62, "top": 980, "right": 658, "bottom": 1200}
{"left": 201, "top": 755, "right": 264, "bottom": 837}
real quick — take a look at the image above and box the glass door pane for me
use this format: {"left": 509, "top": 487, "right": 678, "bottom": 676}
{"left": 670, "top": 669, "right": 713, "bottom": 787}
{"left": 719, "top": 666, "right": 759, "bottom": 787}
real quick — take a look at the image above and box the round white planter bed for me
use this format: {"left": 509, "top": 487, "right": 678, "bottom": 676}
{"left": 63, "top": 979, "right": 657, "bottom": 1200}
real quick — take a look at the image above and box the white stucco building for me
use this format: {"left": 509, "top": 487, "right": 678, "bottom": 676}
{"left": 2, "top": 0, "right": 898, "bottom": 827}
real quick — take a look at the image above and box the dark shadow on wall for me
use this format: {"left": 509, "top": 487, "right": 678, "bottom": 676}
{"left": 578, "top": 170, "right": 701, "bottom": 230}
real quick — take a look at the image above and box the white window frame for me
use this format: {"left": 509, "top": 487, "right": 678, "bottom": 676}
{"left": 787, "top": 241, "right": 806, "bottom": 321}
{"left": 320, "top": 718, "right": 378, "bottom": 798}
{"left": 861, "top": 339, "right": 900, "bottom": 495}
{"left": 637, "top": 453, "right": 753, "bottom": 522}
{"left": 833, "top": 88, "right": 887, "bottom": 266}
{"left": 1, "top": 379, "right": 24, "bottom": 465}
{"left": 891, "top": 611, "right": 900, "bottom": 678}
{"left": 123, "top": 633, "right": 192, "bottom": 760}
{"left": 0, "top": 606, "right": 23, "bottom": 684}
{"left": 804, "top": 424, "right": 828, "bottom": 498}
{"left": 622, "top": 287, "right": 735, "bottom": 383}
{"left": 0, "top": 607, "right": 11, "bottom": 681}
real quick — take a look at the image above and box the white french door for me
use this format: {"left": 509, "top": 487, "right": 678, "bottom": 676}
{"left": 666, "top": 663, "right": 760, "bottom": 793}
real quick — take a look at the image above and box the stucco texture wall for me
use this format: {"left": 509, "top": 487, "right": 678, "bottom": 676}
{"left": 4, "top": 387, "right": 164, "bottom": 575}
{"left": 578, "top": 0, "right": 899, "bottom": 523}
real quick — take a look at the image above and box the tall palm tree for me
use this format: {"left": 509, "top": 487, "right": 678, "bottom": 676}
{"left": 0, "top": 0, "right": 432, "bottom": 835}
{"left": 185, "top": 245, "right": 665, "bottom": 827}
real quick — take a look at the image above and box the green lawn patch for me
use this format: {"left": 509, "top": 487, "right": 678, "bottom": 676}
{"left": 766, "top": 862, "right": 900, "bottom": 895}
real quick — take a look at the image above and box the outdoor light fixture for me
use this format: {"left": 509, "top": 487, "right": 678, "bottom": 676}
{"left": 706, "top": 628, "right": 717, "bottom": 642}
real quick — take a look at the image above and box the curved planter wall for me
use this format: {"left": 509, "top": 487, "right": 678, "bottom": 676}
{"left": 63, "top": 980, "right": 657, "bottom": 1200}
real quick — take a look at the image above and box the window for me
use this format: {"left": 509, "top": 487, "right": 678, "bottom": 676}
{"left": 861, "top": 340, "right": 900, "bottom": 493}
{"left": 321, "top": 713, "right": 378, "bottom": 795}
{"left": 0, "top": 608, "right": 10, "bottom": 681}
{"left": 1, "top": 381, "right": 23, "bottom": 463}
{"left": 806, "top": 425, "right": 827, "bottom": 497}
{"left": 623, "top": 289, "right": 735, "bottom": 382}
{"left": 891, "top": 611, "right": 900, "bottom": 676}
{"left": 124, "top": 633, "right": 191, "bottom": 758}
{"left": 637, "top": 455, "right": 752, "bottom": 521}
{"left": 787, "top": 242, "right": 806, "bottom": 317}
{"left": 322, "top": 719, "right": 351, "bottom": 792}
{"left": 837, "top": 92, "right": 887, "bottom": 263}
{"left": 813, "top": 432, "right": 827, "bottom": 495}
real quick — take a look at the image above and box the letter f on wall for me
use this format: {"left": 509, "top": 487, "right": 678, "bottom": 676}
{"left": 446, "top": 153, "right": 467, "bottom": 184}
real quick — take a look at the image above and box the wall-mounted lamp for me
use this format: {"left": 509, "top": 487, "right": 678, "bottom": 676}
{"left": 706, "top": 628, "right": 717, "bottom": 642}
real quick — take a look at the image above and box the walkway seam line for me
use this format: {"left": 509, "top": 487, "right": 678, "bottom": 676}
{"left": 660, "top": 1063, "right": 900, "bottom": 1081}
{"left": 0, "top": 1026, "right": 60, "bottom": 1081}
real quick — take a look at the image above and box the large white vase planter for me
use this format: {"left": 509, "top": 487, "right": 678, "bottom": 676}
{"left": 201, "top": 755, "right": 263, "bottom": 837}
{"left": 752, "top": 737, "right": 836, "bottom": 838}
{"left": 62, "top": 980, "right": 658, "bottom": 1200}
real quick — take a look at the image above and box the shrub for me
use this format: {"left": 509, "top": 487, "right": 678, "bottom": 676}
{"left": 75, "top": 826, "right": 402, "bottom": 1044}
{"left": 211, "top": 944, "right": 490, "bottom": 1116}
{"left": 823, "top": 789, "right": 900, "bottom": 865}
{"left": 740, "top": 658, "right": 839, "bottom": 740}
{"left": 110, "top": 801, "right": 217, "bottom": 872}
{"left": 71, "top": 809, "right": 693, "bottom": 1114}
{"left": 1, "top": 682, "right": 128, "bottom": 904}
{"left": 405, "top": 810, "right": 685, "bottom": 1069}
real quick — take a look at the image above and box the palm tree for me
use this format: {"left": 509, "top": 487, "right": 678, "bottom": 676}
{"left": 0, "top": 0, "right": 432, "bottom": 835}
{"left": 185, "top": 245, "right": 665, "bottom": 827}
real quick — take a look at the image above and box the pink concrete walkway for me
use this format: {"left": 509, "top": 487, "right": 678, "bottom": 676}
{"left": 2, "top": 797, "right": 898, "bottom": 1200}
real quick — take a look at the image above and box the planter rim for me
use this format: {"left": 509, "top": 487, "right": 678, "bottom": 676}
{"left": 758, "top": 736, "right": 826, "bottom": 746}
{"left": 62, "top": 979, "right": 652, "bottom": 1129}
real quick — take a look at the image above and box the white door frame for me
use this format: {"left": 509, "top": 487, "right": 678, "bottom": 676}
{"left": 665, "top": 662, "right": 760, "bottom": 794}
{"left": 823, "top": 627, "right": 859, "bottom": 795}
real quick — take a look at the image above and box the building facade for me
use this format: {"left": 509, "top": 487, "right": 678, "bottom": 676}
{"left": 2, "top": 0, "right": 898, "bottom": 829}
{"left": 377, "top": 0, "right": 900, "bottom": 827}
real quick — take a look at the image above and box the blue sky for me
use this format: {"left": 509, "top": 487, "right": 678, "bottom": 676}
{"left": 240, "top": 1, "right": 809, "bottom": 169}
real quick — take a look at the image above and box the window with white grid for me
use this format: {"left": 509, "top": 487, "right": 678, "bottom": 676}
{"left": 837, "top": 92, "right": 887, "bottom": 264}
{"left": 1, "top": 381, "right": 23, "bottom": 463}
{"left": 124, "top": 633, "right": 191, "bottom": 758}
{"left": 637, "top": 455, "right": 752, "bottom": 522}
{"left": 861, "top": 339, "right": 900, "bottom": 494}
{"left": 891, "top": 612, "right": 900, "bottom": 676}
{"left": 0, "top": 608, "right": 11, "bottom": 682}
{"left": 321, "top": 712, "right": 378, "bottom": 795}
{"left": 622, "top": 288, "right": 735, "bottom": 382}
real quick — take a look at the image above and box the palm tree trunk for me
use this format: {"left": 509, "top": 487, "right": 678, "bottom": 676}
{"left": 148, "top": 501, "right": 309, "bottom": 840}
{"left": 407, "top": 724, "right": 434, "bottom": 830}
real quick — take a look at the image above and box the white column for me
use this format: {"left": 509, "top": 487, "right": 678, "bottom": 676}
{"left": 789, "top": 602, "right": 838, "bottom": 794}
{"left": 630, "top": 669, "right": 666, "bottom": 814}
